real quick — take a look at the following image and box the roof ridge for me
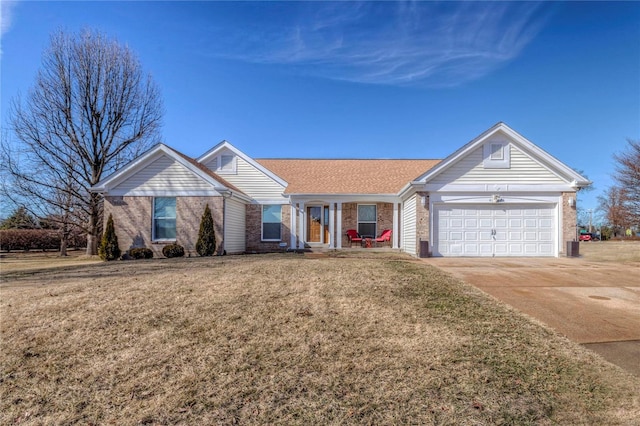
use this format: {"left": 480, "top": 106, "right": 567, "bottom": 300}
{"left": 256, "top": 158, "right": 442, "bottom": 161}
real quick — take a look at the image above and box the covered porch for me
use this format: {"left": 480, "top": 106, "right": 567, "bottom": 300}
{"left": 288, "top": 196, "right": 402, "bottom": 250}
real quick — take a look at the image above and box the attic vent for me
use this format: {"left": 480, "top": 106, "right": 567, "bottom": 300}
{"left": 210, "top": 153, "right": 236, "bottom": 173}
{"left": 483, "top": 141, "right": 510, "bottom": 169}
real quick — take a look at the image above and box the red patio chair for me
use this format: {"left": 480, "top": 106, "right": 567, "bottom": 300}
{"left": 346, "top": 229, "right": 363, "bottom": 247}
{"left": 374, "top": 229, "right": 392, "bottom": 246}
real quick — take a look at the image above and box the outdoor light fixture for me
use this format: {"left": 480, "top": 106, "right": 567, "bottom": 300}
{"left": 491, "top": 194, "right": 503, "bottom": 203}
{"left": 568, "top": 197, "right": 575, "bottom": 207}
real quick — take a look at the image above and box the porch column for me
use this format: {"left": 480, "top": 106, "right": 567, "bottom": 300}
{"left": 298, "top": 202, "right": 305, "bottom": 249}
{"left": 392, "top": 202, "right": 400, "bottom": 249}
{"left": 336, "top": 202, "right": 342, "bottom": 249}
{"left": 290, "top": 202, "right": 297, "bottom": 249}
{"left": 328, "top": 202, "right": 335, "bottom": 249}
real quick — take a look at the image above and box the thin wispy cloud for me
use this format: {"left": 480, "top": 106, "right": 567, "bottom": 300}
{"left": 207, "top": 2, "right": 551, "bottom": 88}
{"left": 1, "top": 0, "right": 18, "bottom": 37}
{"left": 1, "top": 0, "right": 19, "bottom": 57}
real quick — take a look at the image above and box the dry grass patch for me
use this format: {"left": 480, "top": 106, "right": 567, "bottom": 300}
{"left": 1, "top": 254, "right": 639, "bottom": 425}
{"left": 0, "top": 250, "right": 101, "bottom": 275}
{"left": 578, "top": 240, "right": 640, "bottom": 263}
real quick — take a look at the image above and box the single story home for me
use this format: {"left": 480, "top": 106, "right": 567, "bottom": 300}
{"left": 91, "top": 122, "right": 590, "bottom": 257}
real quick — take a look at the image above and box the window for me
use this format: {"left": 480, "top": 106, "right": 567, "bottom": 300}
{"left": 262, "top": 205, "right": 281, "bottom": 241}
{"left": 357, "top": 204, "right": 377, "bottom": 237}
{"left": 153, "top": 197, "right": 176, "bottom": 240}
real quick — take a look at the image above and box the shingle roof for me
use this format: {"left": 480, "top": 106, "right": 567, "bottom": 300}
{"left": 255, "top": 159, "right": 441, "bottom": 194}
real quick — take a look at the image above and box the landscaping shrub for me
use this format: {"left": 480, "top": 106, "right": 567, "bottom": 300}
{"left": 128, "top": 247, "right": 154, "bottom": 259}
{"left": 0, "top": 229, "right": 60, "bottom": 251}
{"left": 162, "top": 243, "right": 185, "bottom": 258}
{"left": 98, "top": 214, "right": 121, "bottom": 261}
{"left": 196, "top": 204, "right": 216, "bottom": 256}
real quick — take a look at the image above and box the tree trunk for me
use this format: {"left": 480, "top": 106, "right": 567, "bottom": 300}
{"left": 60, "top": 236, "right": 68, "bottom": 256}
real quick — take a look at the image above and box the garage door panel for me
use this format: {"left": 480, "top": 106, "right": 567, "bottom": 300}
{"left": 539, "top": 232, "right": 553, "bottom": 241}
{"left": 464, "top": 231, "right": 478, "bottom": 241}
{"left": 434, "top": 204, "right": 556, "bottom": 257}
{"left": 479, "top": 243, "right": 493, "bottom": 255}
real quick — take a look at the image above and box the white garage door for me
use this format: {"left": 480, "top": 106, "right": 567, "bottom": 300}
{"left": 434, "top": 204, "right": 556, "bottom": 257}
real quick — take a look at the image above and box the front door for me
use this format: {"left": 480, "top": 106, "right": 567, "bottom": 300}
{"left": 307, "top": 205, "right": 330, "bottom": 244}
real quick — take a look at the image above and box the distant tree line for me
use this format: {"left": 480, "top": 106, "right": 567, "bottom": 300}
{"left": 597, "top": 139, "right": 640, "bottom": 237}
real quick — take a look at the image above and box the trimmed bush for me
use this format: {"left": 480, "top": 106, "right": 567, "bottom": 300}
{"left": 0, "top": 229, "right": 87, "bottom": 252}
{"left": 196, "top": 204, "right": 216, "bottom": 256}
{"left": 128, "top": 247, "right": 154, "bottom": 259}
{"left": 0, "top": 229, "right": 61, "bottom": 251}
{"left": 162, "top": 243, "right": 184, "bottom": 258}
{"left": 98, "top": 214, "right": 121, "bottom": 261}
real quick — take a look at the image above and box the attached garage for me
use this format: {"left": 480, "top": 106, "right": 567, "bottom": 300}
{"left": 433, "top": 204, "right": 556, "bottom": 257}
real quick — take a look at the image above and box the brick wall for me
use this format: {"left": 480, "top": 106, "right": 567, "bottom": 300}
{"left": 246, "top": 204, "right": 292, "bottom": 253}
{"left": 104, "top": 196, "right": 224, "bottom": 258}
{"left": 340, "top": 202, "right": 394, "bottom": 246}
{"left": 561, "top": 192, "right": 578, "bottom": 253}
{"left": 416, "top": 192, "right": 430, "bottom": 256}
{"left": 176, "top": 197, "right": 224, "bottom": 256}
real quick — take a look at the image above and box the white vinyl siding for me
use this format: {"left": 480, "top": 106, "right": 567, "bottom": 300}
{"left": 430, "top": 145, "right": 565, "bottom": 185}
{"left": 402, "top": 195, "right": 417, "bottom": 256}
{"left": 112, "top": 155, "right": 214, "bottom": 194}
{"left": 204, "top": 156, "right": 285, "bottom": 200}
{"left": 224, "top": 198, "right": 246, "bottom": 254}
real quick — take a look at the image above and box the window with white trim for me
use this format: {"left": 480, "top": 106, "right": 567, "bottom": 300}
{"left": 262, "top": 205, "right": 281, "bottom": 241}
{"left": 357, "top": 204, "right": 377, "bottom": 237}
{"left": 153, "top": 197, "right": 176, "bottom": 240}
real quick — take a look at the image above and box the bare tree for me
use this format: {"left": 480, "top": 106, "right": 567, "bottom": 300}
{"left": 596, "top": 186, "right": 631, "bottom": 236}
{"left": 3, "top": 29, "right": 163, "bottom": 255}
{"left": 613, "top": 139, "right": 640, "bottom": 227}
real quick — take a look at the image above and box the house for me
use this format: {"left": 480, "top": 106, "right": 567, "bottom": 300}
{"left": 90, "top": 122, "right": 590, "bottom": 257}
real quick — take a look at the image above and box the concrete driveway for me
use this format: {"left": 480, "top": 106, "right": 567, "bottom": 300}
{"left": 423, "top": 242, "right": 640, "bottom": 376}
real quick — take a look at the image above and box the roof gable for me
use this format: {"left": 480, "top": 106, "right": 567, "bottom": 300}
{"left": 91, "top": 144, "right": 243, "bottom": 196}
{"left": 414, "top": 122, "right": 591, "bottom": 188}
{"left": 197, "top": 141, "right": 288, "bottom": 188}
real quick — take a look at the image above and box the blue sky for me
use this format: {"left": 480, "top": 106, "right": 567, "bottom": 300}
{"left": 1, "top": 1, "right": 639, "bottom": 218}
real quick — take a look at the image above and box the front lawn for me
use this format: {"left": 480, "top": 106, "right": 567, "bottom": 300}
{"left": 1, "top": 254, "right": 638, "bottom": 424}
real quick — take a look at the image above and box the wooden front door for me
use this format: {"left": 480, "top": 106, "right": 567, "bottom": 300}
{"left": 307, "top": 206, "right": 322, "bottom": 243}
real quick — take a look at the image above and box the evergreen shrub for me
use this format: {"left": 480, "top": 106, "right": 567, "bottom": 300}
{"left": 162, "top": 243, "right": 184, "bottom": 258}
{"left": 196, "top": 204, "right": 216, "bottom": 256}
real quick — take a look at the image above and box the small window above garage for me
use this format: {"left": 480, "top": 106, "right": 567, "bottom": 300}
{"left": 483, "top": 141, "right": 510, "bottom": 169}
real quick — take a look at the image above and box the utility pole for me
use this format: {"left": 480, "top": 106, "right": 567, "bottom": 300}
{"left": 587, "top": 209, "right": 593, "bottom": 233}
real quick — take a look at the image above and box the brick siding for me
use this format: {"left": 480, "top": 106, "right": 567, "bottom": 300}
{"left": 340, "top": 202, "right": 395, "bottom": 247}
{"left": 561, "top": 192, "right": 578, "bottom": 253}
{"left": 416, "top": 192, "right": 430, "bottom": 256}
{"left": 246, "top": 204, "right": 292, "bottom": 253}
{"left": 104, "top": 196, "right": 224, "bottom": 258}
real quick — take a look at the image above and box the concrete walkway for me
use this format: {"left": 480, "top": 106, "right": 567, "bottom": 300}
{"left": 424, "top": 255, "right": 640, "bottom": 376}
